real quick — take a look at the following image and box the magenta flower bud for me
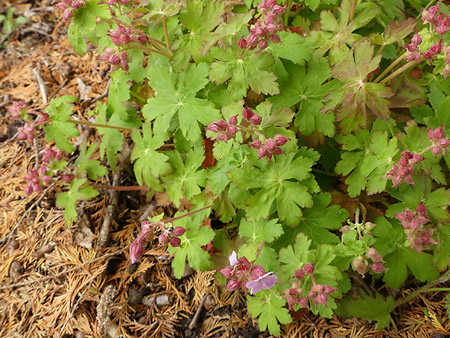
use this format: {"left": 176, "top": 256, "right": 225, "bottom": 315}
{"left": 61, "top": 174, "right": 74, "bottom": 182}
{"left": 228, "top": 115, "right": 238, "bottom": 125}
{"left": 250, "top": 265, "right": 265, "bottom": 280}
{"left": 429, "top": 126, "right": 445, "bottom": 140}
{"left": 72, "top": 0, "right": 84, "bottom": 9}
{"left": 250, "top": 140, "right": 262, "bottom": 149}
{"left": 411, "top": 154, "right": 424, "bottom": 164}
{"left": 109, "top": 54, "right": 120, "bottom": 65}
{"left": 371, "top": 263, "right": 386, "bottom": 273}
{"left": 226, "top": 278, "right": 240, "bottom": 291}
{"left": 340, "top": 225, "right": 351, "bottom": 232}
{"left": 217, "top": 120, "right": 228, "bottom": 131}
{"left": 274, "top": 134, "right": 288, "bottom": 146}
{"left": 258, "top": 147, "right": 267, "bottom": 158}
{"left": 246, "top": 34, "right": 258, "bottom": 48}
{"left": 317, "top": 293, "right": 328, "bottom": 306}
{"left": 25, "top": 184, "right": 33, "bottom": 195}
{"left": 311, "top": 284, "right": 324, "bottom": 294}
{"left": 173, "top": 226, "right": 186, "bottom": 237}
{"left": 258, "top": 39, "right": 268, "bottom": 50}
{"left": 432, "top": 146, "right": 442, "bottom": 157}
{"left": 220, "top": 266, "right": 235, "bottom": 279}
{"left": 299, "top": 297, "right": 309, "bottom": 308}
{"left": 265, "top": 139, "right": 277, "bottom": 151}
{"left": 366, "top": 248, "right": 383, "bottom": 263}
{"left": 249, "top": 114, "right": 262, "bottom": 125}
{"left": 130, "top": 239, "right": 144, "bottom": 264}
{"left": 216, "top": 133, "right": 229, "bottom": 142}
{"left": 416, "top": 203, "right": 427, "bottom": 215}
{"left": 242, "top": 108, "right": 254, "bottom": 120}
{"left": 227, "top": 124, "right": 237, "bottom": 135}
{"left": 308, "top": 291, "right": 316, "bottom": 299}
{"left": 238, "top": 37, "right": 247, "bottom": 49}
{"left": 294, "top": 269, "right": 305, "bottom": 280}
{"left": 158, "top": 233, "right": 170, "bottom": 245}
{"left": 289, "top": 288, "right": 297, "bottom": 297}
{"left": 42, "top": 176, "right": 52, "bottom": 184}
{"left": 206, "top": 122, "right": 220, "bottom": 132}
{"left": 323, "top": 285, "right": 336, "bottom": 295}
{"left": 405, "top": 43, "right": 417, "bottom": 52}
{"left": 16, "top": 132, "right": 28, "bottom": 141}
{"left": 272, "top": 5, "right": 286, "bottom": 15}
{"left": 439, "top": 139, "right": 450, "bottom": 148}
{"left": 304, "top": 263, "right": 314, "bottom": 275}
{"left": 437, "top": 25, "right": 448, "bottom": 35}
{"left": 169, "top": 237, "right": 181, "bottom": 247}
{"left": 288, "top": 295, "right": 297, "bottom": 310}
{"left": 62, "top": 8, "right": 73, "bottom": 21}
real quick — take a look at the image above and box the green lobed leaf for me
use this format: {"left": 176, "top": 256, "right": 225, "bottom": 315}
{"left": 247, "top": 290, "right": 291, "bottom": 336}
{"left": 239, "top": 218, "right": 284, "bottom": 243}
{"left": 74, "top": 142, "right": 108, "bottom": 180}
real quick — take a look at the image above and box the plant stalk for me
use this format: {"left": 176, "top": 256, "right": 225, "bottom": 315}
{"left": 380, "top": 61, "right": 416, "bottom": 84}
{"left": 92, "top": 184, "right": 148, "bottom": 191}
{"left": 349, "top": 0, "right": 357, "bottom": 21}
{"left": 373, "top": 53, "right": 406, "bottom": 83}
{"left": 68, "top": 119, "right": 133, "bottom": 132}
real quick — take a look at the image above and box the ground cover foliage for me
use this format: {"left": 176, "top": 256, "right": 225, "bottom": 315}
{"left": 2, "top": 0, "right": 450, "bottom": 336}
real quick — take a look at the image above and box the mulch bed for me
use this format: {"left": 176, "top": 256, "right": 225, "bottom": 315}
{"left": 1, "top": 1, "right": 449, "bottom": 337}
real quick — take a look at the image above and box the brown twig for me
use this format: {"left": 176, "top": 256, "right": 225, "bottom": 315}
{"left": 0, "top": 247, "right": 127, "bottom": 291}
{"left": 188, "top": 293, "right": 208, "bottom": 329}
{"left": 32, "top": 66, "right": 48, "bottom": 104}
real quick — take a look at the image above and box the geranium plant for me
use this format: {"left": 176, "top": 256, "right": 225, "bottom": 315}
{"left": 9, "top": 0, "right": 450, "bottom": 335}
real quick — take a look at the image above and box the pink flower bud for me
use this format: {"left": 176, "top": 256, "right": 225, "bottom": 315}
{"left": 317, "top": 293, "right": 328, "bottom": 306}
{"left": 228, "top": 115, "right": 238, "bottom": 125}
{"left": 220, "top": 266, "right": 235, "bottom": 278}
{"left": 238, "top": 37, "right": 247, "bottom": 49}
{"left": 109, "top": 54, "right": 120, "bottom": 65}
{"left": 299, "top": 297, "right": 309, "bottom": 308}
{"left": 62, "top": 8, "right": 72, "bottom": 21}
{"left": 274, "top": 134, "right": 288, "bottom": 146}
{"left": 42, "top": 176, "right": 52, "bottom": 184}
{"left": 250, "top": 140, "right": 262, "bottom": 149}
{"left": 61, "top": 174, "right": 74, "bottom": 182}
{"left": 366, "top": 248, "right": 383, "bottom": 263}
{"left": 272, "top": 5, "right": 286, "bottom": 15}
{"left": 226, "top": 278, "right": 240, "bottom": 291}
{"left": 323, "top": 285, "right": 336, "bottom": 295}
{"left": 206, "top": 122, "right": 220, "bottom": 132}
{"left": 439, "top": 139, "right": 450, "bottom": 148}
{"left": 227, "top": 124, "right": 237, "bottom": 135}
{"left": 288, "top": 288, "right": 297, "bottom": 296}
{"left": 217, "top": 120, "right": 228, "bottom": 131}
{"left": 265, "top": 139, "right": 277, "bottom": 151}
{"left": 173, "top": 226, "right": 186, "bottom": 236}
{"left": 353, "top": 257, "right": 369, "bottom": 275}
{"left": 432, "top": 146, "right": 441, "bottom": 157}
{"left": 169, "top": 237, "right": 181, "bottom": 247}
{"left": 405, "top": 44, "right": 417, "bottom": 52}
{"left": 242, "top": 108, "right": 254, "bottom": 120}
{"left": 250, "top": 265, "right": 265, "bottom": 279}
{"left": 158, "top": 233, "right": 170, "bottom": 245}
{"left": 311, "top": 284, "right": 324, "bottom": 294}
{"left": 288, "top": 295, "right": 297, "bottom": 310}
{"left": 304, "top": 263, "right": 314, "bottom": 275}
{"left": 258, "top": 147, "right": 267, "bottom": 158}
{"left": 130, "top": 240, "right": 144, "bottom": 264}
{"left": 416, "top": 203, "right": 427, "bottom": 215}
{"left": 308, "top": 291, "right": 316, "bottom": 299}
{"left": 412, "top": 32, "right": 422, "bottom": 45}
{"left": 294, "top": 269, "right": 304, "bottom": 280}
{"left": 371, "top": 263, "right": 386, "bottom": 273}
{"left": 249, "top": 114, "right": 262, "bottom": 125}
{"left": 258, "top": 39, "right": 268, "bottom": 50}
{"left": 246, "top": 34, "right": 258, "bottom": 48}
{"left": 25, "top": 184, "right": 33, "bottom": 195}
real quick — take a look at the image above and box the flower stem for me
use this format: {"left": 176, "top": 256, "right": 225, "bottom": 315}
{"left": 379, "top": 61, "right": 416, "bottom": 84}
{"left": 396, "top": 269, "right": 450, "bottom": 307}
{"left": 92, "top": 184, "right": 148, "bottom": 191}
{"left": 162, "top": 17, "right": 172, "bottom": 56}
{"left": 284, "top": 0, "right": 292, "bottom": 26}
{"left": 373, "top": 53, "right": 407, "bottom": 83}
{"left": 162, "top": 204, "right": 215, "bottom": 224}
{"left": 349, "top": 0, "right": 357, "bottom": 21}
{"left": 68, "top": 119, "right": 133, "bottom": 132}
{"left": 131, "top": 44, "right": 172, "bottom": 58}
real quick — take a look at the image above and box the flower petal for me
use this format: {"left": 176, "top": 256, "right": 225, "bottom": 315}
{"left": 229, "top": 251, "right": 239, "bottom": 266}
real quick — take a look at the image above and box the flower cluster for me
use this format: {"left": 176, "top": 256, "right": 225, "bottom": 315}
{"left": 220, "top": 251, "right": 277, "bottom": 294}
{"left": 386, "top": 150, "right": 424, "bottom": 187}
{"left": 130, "top": 221, "right": 186, "bottom": 264}
{"left": 99, "top": 48, "right": 129, "bottom": 72}
{"left": 238, "top": 0, "right": 285, "bottom": 50}
{"left": 250, "top": 134, "right": 289, "bottom": 161}
{"left": 284, "top": 263, "right": 336, "bottom": 310}
{"left": 352, "top": 247, "right": 385, "bottom": 276}
{"left": 428, "top": 126, "right": 450, "bottom": 156}
{"left": 405, "top": 32, "right": 423, "bottom": 62}
{"left": 242, "top": 107, "right": 262, "bottom": 125}
{"left": 105, "top": 0, "right": 130, "bottom": 5}
{"left": 107, "top": 24, "right": 147, "bottom": 47}
{"left": 9, "top": 101, "right": 49, "bottom": 142}
{"left": 205, "top": 116, "right": 238, "bottom": 142}
{"left": 395, "top": 204, "right": 436, "bottom": 252}
{"left": 24, "top": 148, "right": 72, "bottom": 195}
{"left": 55, "top": 0, "right": 86, "bottom": 21}
{"left": 421, "top": 5, "right": 450, "bottom": 35}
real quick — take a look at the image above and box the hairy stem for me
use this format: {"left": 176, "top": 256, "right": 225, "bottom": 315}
{"left": 162, "top": 17, "right": 172, "bottom": 56}
{"left": 380, "top": 61, "right": 416, "bottom": 84}
{"left": 349, "top": 0, "right": 357, "bottom": 21}
{"left": 92, "top": 184, "right": 148, "bottom": 191}
{"left": 131, "top": 44, "right": 172, "bottom": 58}
{"left": 163, "top": 204, "right": 214, "bottom": 224}
{"left": 284, "top": 0, "right": 292, "bottom": 26}
{"left": 397, "top": 269, "right": 450, "bottom": 307}
{"left": 373, "top": 53, "right": 406, "bottom": 83}
{"left": 68, "top": 119, "right": 133, "bottom": 132}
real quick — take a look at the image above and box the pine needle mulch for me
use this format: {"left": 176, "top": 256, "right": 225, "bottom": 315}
{"left": 1, "top": 1, "right": 450, "bottom": 337}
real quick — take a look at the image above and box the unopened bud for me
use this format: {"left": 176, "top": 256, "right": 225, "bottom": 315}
{"left": 158, "top": 233, "right": 170, "bottom": 245}
{"left": 220, "top": 266, "right": 234, "bottom": 278}
{"left": 242, "top": 108, "right": 254, "bottom": 120}
{"left": 274, "top": 134, "right": 288, "bottom": 146}
{"left": 258, "top": 39, "right": 268, "bottom": 50}
{"left": 353, "top": 257, "right": 369, "bottom": 275}
{"left": 299, "top": 297, "right": 309, "bottom": 308}
{"left": 238, "top": 37, "right": 247, "bottom": 49}
{"left": 228, "top": 115, "right": 238, "bottom": 125}
{"left": 250, "top": 265, "right": 265, "bottom": 279}
{"left": 265, "top": 139, "right": 277, "bottom": 151}
{"left": 250, "top": 140, "right": 262, "bottom": 149}
{"left": 366, "top": 247, "right": 383, "bottom": 263}
{"left": 371, "top": 263, "right": 386, "bottom": 273}
{"left": 304, "top": 263, "right": 314, "bottom": 275}
{"left": 226, "top": 278, "right": 240, "bottom": 291}
{"left": 317, "top": 293, "right": 328, "bottom": 306}
{"left": 294, "top": 269, "right": 304, "bottom": 280}
{"left": 173, "top": 226, "right": 186, "bottom": 236}
{"left": 249, "top": 114, "right": 262, "bottom": 125}
{"left": 169, "top": 237, "right": 181, "bottom": 247}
